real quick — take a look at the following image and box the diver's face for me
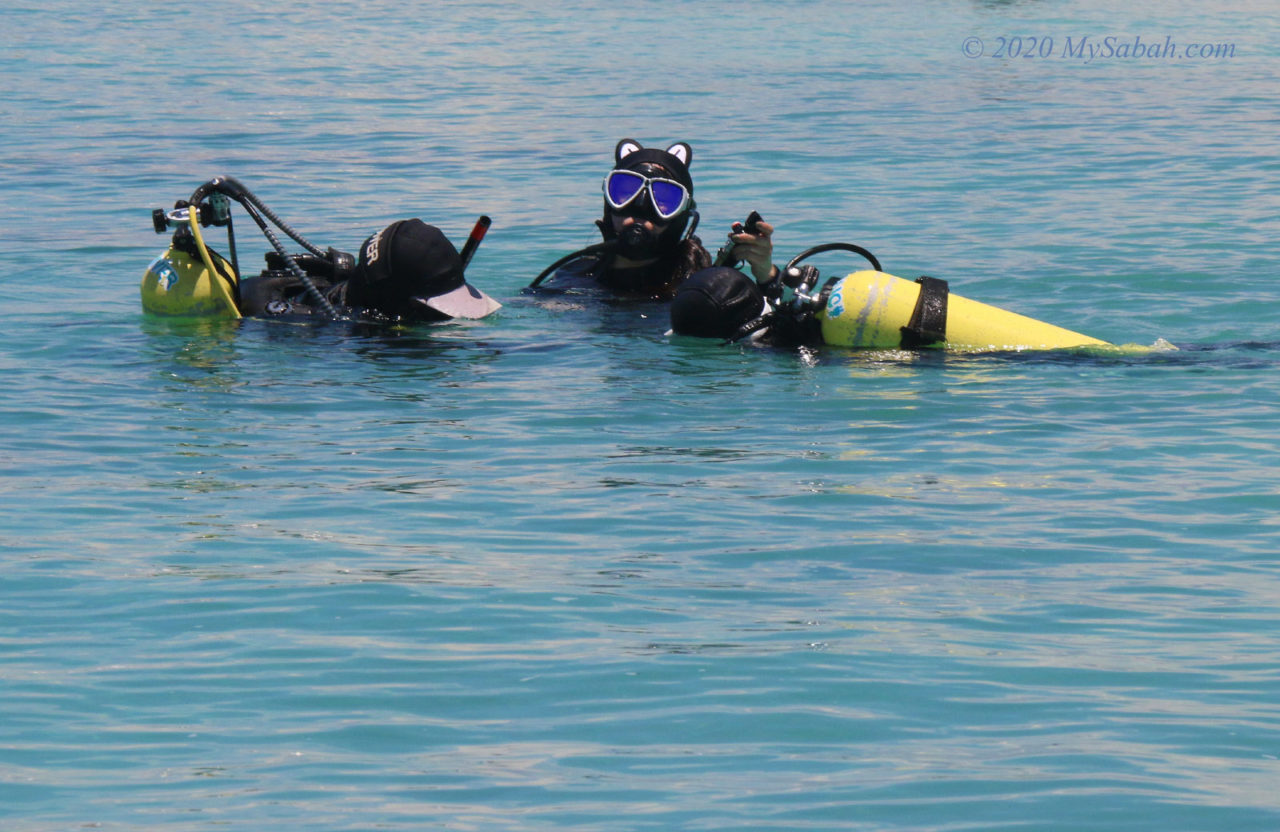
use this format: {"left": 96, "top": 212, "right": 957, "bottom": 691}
{"left": 605, "top": 162, "right": 686, "bottom": 260}
{"left": 612, "top": 213, "right": 666, "bottom": 235}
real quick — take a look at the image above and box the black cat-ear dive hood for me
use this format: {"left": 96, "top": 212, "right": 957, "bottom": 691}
{"left": 598, "top": 138, "right": 697, "bottom": 248}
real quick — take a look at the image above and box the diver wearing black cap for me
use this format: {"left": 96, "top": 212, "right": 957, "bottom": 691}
{"left": 240, "top": 218, "right": 500, "bottom": 322}
{"left": 671, "top": 216, "right": 829, "bottom": 348}
{"left": 669, "top": 264, "right": 822, "bottom": 349}
{"left": 529, "top": 139, "right": 713, "bottom": 300}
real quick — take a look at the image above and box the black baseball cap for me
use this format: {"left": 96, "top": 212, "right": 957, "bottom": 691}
{"left": 355, "top": 219, "right": 500, "bottom": 319}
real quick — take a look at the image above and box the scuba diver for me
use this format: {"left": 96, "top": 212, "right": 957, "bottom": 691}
{"left": 670, "top": 206, "right": 789, "bottom": 332}
{"left": 528, "top": 139, "right": 715, "bottom": 300}
{"left": 670, "top": 256, "right": 823, "bottom": 349}
{"left": 142, "top": 176, "right": 500, "bottom": 323}
{"left": 526, "top": 141, "right": 1110, "bottom": 352}
{"left": 240, "top": 217, "right": 501, "bottom": 322}
{"left": 670, "top": 223, "right": 1123, "bottom": 352}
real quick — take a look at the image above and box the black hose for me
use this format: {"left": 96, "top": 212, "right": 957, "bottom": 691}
{"left": 784, "top": 242, "right": 882, "bottom": 274}
{"left": 225, "top": 210, "right": 240, "bottom": 284}
{"left": 188, "top": 176, "right": 339, "bottom": 318}
{"left": 528, "top": 241, "right": 615, "bottom": 288}
{"left": 685, "top": 209, "right": 700, "bottom": 241}
{"left": 725, "top": 312, "right": 774, "bottom": 344}
{"left": 238, "top": 200, "right": 340, "bottom": 319}
{"left": 212, "top": 175, "right": 327, "bottom": 257}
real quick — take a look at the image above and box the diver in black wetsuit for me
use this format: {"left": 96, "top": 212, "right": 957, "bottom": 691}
{"left": 530, "top": 139, "right": 713, "bottom": 300}
{"left": 240, "top": 218, "right": 501, "bottom": 322}
{"left": 670, "top": 221, "right": 826, "bottom": 349}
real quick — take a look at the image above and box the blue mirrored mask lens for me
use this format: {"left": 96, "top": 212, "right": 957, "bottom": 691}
{"left": 604, "top": 171, "right": 646, "bottom": 209}
{"left": 648, "top": 180, "right": 688, "bottom": 219}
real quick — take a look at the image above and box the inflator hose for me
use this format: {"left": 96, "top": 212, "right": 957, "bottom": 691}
{"left": 187, "top": 208, "right": 241, "bottom": 319}
{"left": 238, "top": 199, "right": 340, "bottom": 319}
{"left": 785, "top": 242, "right": 882, "bottom": 274}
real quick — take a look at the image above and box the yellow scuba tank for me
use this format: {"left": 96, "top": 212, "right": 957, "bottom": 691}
{"left": 818, "top": 269, "right": 1108, "bottom": 351}
{"left": 142, "top": 199, "right": 241, "bottom": 319}
{"left": 141, "top": 245, "right": 240, "bottom": 319}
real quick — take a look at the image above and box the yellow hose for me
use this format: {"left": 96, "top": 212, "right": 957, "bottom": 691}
{"left": 187, "top": 206, "right": 241, "bottom": 319}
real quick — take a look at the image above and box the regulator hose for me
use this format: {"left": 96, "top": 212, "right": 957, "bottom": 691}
{"left": 784, "top": 242, "right": 882, "bottom": 274}
{"left": 238, "top": 199, "right": 340, "bottom": 319}
{"left": 190, "top": 175, "right": 339, "bottom": 318}
{"left": 527, "top": 241, "right": 615, "bottom": 289}
{"left": 726, "top": 312, "right": 774, "bottom": 344}
{"left": 192, "top": 176, "right": 327, "bottom": 257}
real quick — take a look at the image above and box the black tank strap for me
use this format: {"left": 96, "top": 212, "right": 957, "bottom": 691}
{"left": 900, "top": 276, "right": 949, "bottom": 348}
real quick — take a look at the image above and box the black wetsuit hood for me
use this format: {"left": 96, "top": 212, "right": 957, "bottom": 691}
{"left": 599, "top": 138, "right": 697, "bottom": 254}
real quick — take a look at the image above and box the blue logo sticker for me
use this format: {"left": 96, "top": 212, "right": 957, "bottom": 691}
{"left": 826, "top": 279, "right": 846, "bottom": 318}
{"left": 148, "top": 258, "right": 179, "bottom": 292}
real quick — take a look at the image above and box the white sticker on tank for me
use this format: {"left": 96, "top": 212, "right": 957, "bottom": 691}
{"left": 826, "top": 280, "right": 845, "bottom": 318}
{"left": 148, "top": 258, "right": 179, "bottom": 292}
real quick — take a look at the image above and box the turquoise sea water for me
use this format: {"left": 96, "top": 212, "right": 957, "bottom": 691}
{"left": 4, "top": 1, "right": 1280, "bottom": 829}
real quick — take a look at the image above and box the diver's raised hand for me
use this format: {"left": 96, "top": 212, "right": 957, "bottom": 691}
{"left": 729, "top": 216, "right": 776, "bottom": 284}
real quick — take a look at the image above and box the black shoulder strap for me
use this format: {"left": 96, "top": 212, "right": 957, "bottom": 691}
{"left": 900, "top": 276, "right": 949, "bottom": 348}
